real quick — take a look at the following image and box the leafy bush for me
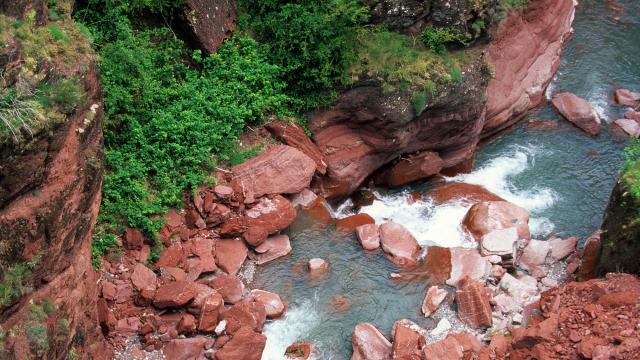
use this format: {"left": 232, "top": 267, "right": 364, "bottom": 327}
{"left": 91, "top": 21, "right": 291, "bottom": 237}
{"left": 239, "top": 0, "right": 369, "bottom": 109}
{"left": 0, "top": 264, "right": 32, "bottom": 309}
{"left": 411, "top": 91, "right": 428, "bottom": 116}
{"left": 37, "top": 77, "right": 85, "bottom": 114}
{"left": 421, "top": 26, "right": 469, "bottom": 54}
{"left": 623, "top": 141, "right": 640, "bottom": 200}
{"left": 91, "top": 229, "right": 118, "bottom": 269}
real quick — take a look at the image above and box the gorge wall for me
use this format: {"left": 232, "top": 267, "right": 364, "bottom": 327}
{"left": 310, "top": 0, "right": 576, "bottom": 199}
{"left": 0, "top": 2, "right": 109, "bottom": 358}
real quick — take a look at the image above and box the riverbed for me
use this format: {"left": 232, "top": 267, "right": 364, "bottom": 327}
{"left": 254, "top": 1, "right": 640, "bottom": 358}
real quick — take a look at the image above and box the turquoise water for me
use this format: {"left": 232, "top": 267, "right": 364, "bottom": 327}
{"left": 254, "top": 1, "right": 640, "bottom": 358}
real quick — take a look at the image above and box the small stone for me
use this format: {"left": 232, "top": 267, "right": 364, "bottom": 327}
{"left": 307, "top": 258, "right": 329, "bottom": 274}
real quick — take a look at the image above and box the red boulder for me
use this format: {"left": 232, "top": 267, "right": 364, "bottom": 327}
{"left": 551, "top": 92, "right": 601, "bottom": 135}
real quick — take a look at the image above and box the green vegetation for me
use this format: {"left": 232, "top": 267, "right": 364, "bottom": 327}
{"left": 0, "top": 14, "right": 91, "bottom": 145}
{"left": 421, "top": 26, "right": 469, "bottom": 54}
{"left": 91, "top": 229, "right": 118, "bottom": 269}
{"left": 0, "top": 263, "right": 33, "bottom": 308}
{"left": 239, "top": 0, "right": 369, "bottom": 109}
{"left": 499, "top": 0, "right": 530, "bottom": 17}
{"left": 622, "top": 141, "right": 640, "bottom": 200}
{"left": 25, "top": 302, "right": 50, "bottom": 357}
{"left": 350, "top": 27, "right": 462, "bottom": 92}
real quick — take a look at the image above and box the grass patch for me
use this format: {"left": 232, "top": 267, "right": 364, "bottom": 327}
{"left": 350, "top": 27, "right": 461, "bottom": 91}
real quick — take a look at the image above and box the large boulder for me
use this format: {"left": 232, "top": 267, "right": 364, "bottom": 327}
{"left": 428, "top": 183, "right": 504, "bottom": 205}
{"left": 254, "top": 235, "right": 292, "bottom": 265}
{"left": 462, "top": 201, "right": 530, "bottom": 242}
{"left": 243, "top": 195, "right": 297, "bottom": 246}
{"left": 219, "top": 300, "right": 267, "bottom": 334}
{"left": 250, "top": 289, "right": 286, "bottom": 319}
{"left": 447, "top": 247, "right": 491, "bottom": 287}
{"left": 178, "top": 0, "right": 236, "bottom": 54}
{"left": 613, "top": 118, "right": 640, "bottom": 138}
{"left": 351, "top": 323, "right": 392, "bottom": 360}
{"left": 551, "top": 93, "right": 601, "bottom": 135}
{"left": 153, "top": 281, "right": 198, "bottom": 309}
{"left": 391, "top": 320, "right": 425, "bottom": 359}
{"left": 355, "top": 224, "right": 380, "bottom": 251}
{"left": 482, "top": 0, "right": 576, "bottom": 136}
{"left": 421, "top": 285, "right": 448, "bottom": 317}
{"left": 231, "top": 145, "right": 316, "bottom": 203}
{"left": 378, "top": 222, "right": 421, "bottom": 267}
{"left": 164, "top": 337, "right": 209, "bottom": 360}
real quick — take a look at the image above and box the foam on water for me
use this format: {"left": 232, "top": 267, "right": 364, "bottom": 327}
{"left": 262, "top": 299, "right": 321, "bottom": 360}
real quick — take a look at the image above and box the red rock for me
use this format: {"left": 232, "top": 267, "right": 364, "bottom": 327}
{"left": 209, "top": 274, "right": 245, "bottom": 304}
{"left": 220, "top": 300, "right": 267, "bottom": 334}
{"left": 161, "top": 266, "right": 187, "bottom": 282}
{"left": 462, "top": 201, "right": 530, "bottom": 242}
{"left": 551, "top": 93, "right": 601, "bottom": 135}
{"left": 290, "top": 189, "right": 318, "bottom": 208}
{"left": 421, "top": 246, "right": 453, "bottom": 284}
{"left": 215, "top": 239, "right": 248, "bottom": 275}
{"left": 250, "top": 289, "right": 286, "bottom": 319}
{"left": 351, "top": 323, "right": 392, "bottom": 360}
{"left": 498, "top": 273, "right": 538, "bottom": 306}
{"left": 624, "top": 110, "right": 640, "bottom": 121}
{"left": 519, "top": 239, "right": 551, "bottom": 271}
{"left": 164, "top": 337, "right": 208, "bottom": 360}
{"left": 423, "top": 335, "right": 463, "bottom": 360}
{"left": 480, "top": 227, "right": 517, "bottom": 257}
{"left": 449, "top": 332, "right": 484, "bottom": 353}
{"left": 578, "top": 230, "right": 601, "bottom": 281}
{"left": 115, "top": 282, "right": 133, "bottom": 304}
{"left": 527, "top": 120, "right": 560, "bottom": 129}
{"left": 613, "top": 118, "right": 640, "bottom": 138}
{"left": 124, "top": 228, "right": 145, "bottom": 250}
{"left": 198, "top": 292, "right": 225, "bottom": 333}
{"left": 376, "top": 151, "right": 444, "bottom": 187}
{"left": 215, "top": 326, "right": 267, "bottom": 360}
{"left": 178, "top": 0, "right": 235, "bottom": 53}
{"left": 285, "top": 342, "right": 312, "bottom": 359}
{"left": 329, "top": 294, "right": 352, "bottom": 312}
{"left": 447, "top": 247, "right": 491, "bottom": 286}
{"left": 615, "top": 89, "right": 640, "bottom": 107}
{"left": 177, "top": 313, "right": 197, "bottom": 334}
{"left": 483, "top": 0, "right": 575, "bottom": 137}
{"left": 130, "top": 263, "right": 157, "bottom": 292}
{"left": 187, "top": 283, "right": 217, "bottom": 315}
{"left": 511, "top": 314, "right": 558, "bottom": 348}
{"left": 185, "top": 207, "right": 206, "bottom": 229}
{"left": 231, "top": 145, "right": 316, "bottom": 203}
{"left": 456, "top": 277, "right": 493, "bottom": 329}
{"left": 549, "top": 236, "right": 577, "bottom": 260}
{"left": 421, "top": 286, "right": 448, "bottom": 317}
{"left": 101, "top": 281, "right": 117, "bottom": 301}
{"left": 157, "top": 244, "right": 184, "bottom": 268}
{"left": 307, "top": 258, "right": 329, "bottom": 274}
{"left": 429, "top": 183, "right": 504, "bottom": 205}
{"left": 378, "top": 222, "right": 421, "bottom": 267}
{"left": 153, "top": 281, "right": 198, "bottom": 309}
{"left": 214, "top": 185, "right": 234, "bottom": 198}
{"left": 243, "top": 195, "right": 296, "bottom": 246}
{"left": 391, "top": 320, "right": 425, "bottom": 360}
{"left": 598, "top": 292, "right": 636, "bottom": 307}
{"left": 355, "top": 224, "right": 380, "bottom": 251}
{"left": 335, "top": 213, "right": 375, "bottom": 231}
{"left": 254, "top": 235, "right": 292, "bottom": 265}
{"left": 265, "top": 119, "right": 327, "bottom": 174}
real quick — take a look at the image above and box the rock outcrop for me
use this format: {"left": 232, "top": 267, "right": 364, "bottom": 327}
{"left": 482, "top": 0, "right": 575, "bottom": 137}
{"left": 598, "top": 181, "right": 640, "bottom": 275}
{"left": 0, "top": 5, "right": 108, "bottom": 358}
{"left": 177, "top": 0, "right": 237, "bottom": 53}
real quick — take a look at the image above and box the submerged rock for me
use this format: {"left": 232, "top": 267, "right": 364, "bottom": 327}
{"left": 285, "top": 342, "right": 313, "bottom": 359}
{"left": 428, "top": 183, "right": 504, "bottom": 204}
{"left": 551, "top": 92, "right": 601, "bottom": 135}
{"left": 615, "top": 89, "right": 640, "bottom": 107}
{"left": 336, "top": 213, "right": 375, "bottom": 231}
{"left": 351, "top": 323, "right": 392, "bottom": 360}
{"left": 307, "top": 258, "right": 329, "bottom": 274}
{"left": 378, "top": 222, "right": 421, "bottom": 267}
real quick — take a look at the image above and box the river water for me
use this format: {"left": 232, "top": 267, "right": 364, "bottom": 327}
{"left": 254, "top": 1, "right": 640, "bottom": 358}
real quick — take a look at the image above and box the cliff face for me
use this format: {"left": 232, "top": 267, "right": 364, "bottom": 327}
{"left": 0, "top": 3, "right": 108, "bottom": 359}
{"left": 598, "top": 181, "right": 640, "bottom": 275}
{"left": 310, "top": 0, "right": 576, "bottom": 199}
{"left": 482, "top": 0, "right": 575, "bottom": 137}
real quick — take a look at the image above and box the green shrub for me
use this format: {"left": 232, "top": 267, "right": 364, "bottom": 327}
{"left": 47, "top": 24, "right": 67, "bottom": 41}
{"left": 420, "top": 26, "right": 469, "bottom": 54}
{"left": 411, "top": 91, "right": 428, "bottom": 116}
{"left": 0, "top": 264, "right": 32, "bottom": 308}
{"left": 0, "top": 88, "right": 46, "bottom": 144}
{"left": 449, "top": 61, "right": 463, "bottom": 83}
{"left": 37, "top": 77, "right": 85, "bottom": 114}
{"left": 623, "top": 140, "right": 640, "bottom": 200}
{"left": 239, "top": 0, "right": 369, "bottom": 110}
